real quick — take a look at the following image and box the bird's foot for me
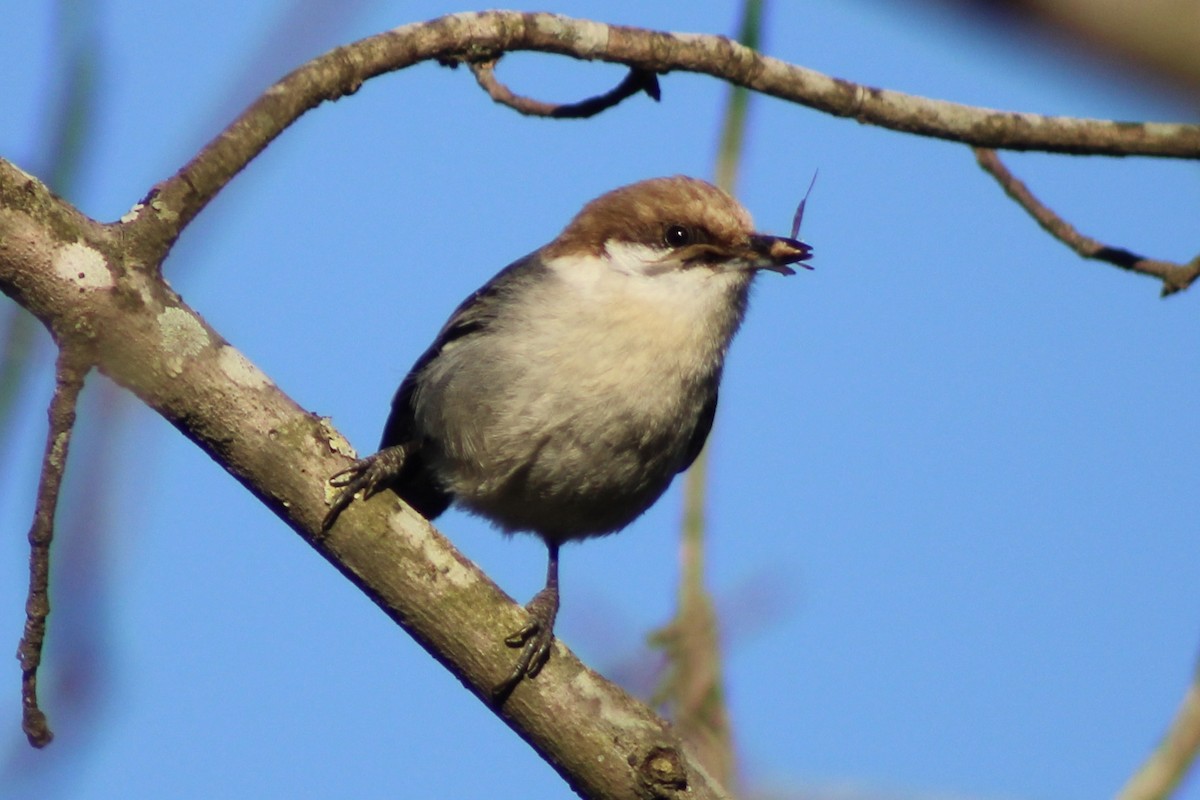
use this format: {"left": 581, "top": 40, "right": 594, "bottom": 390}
{"left": 321, "top": 444, "right": 411, "bottom": 532}
{"left": 492, "top": 584, "right": 559, "bottom": 702}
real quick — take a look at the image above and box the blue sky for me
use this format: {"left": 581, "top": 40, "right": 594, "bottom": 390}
{"left": 2, "top": 2, "right": 1199, "bottom": 799}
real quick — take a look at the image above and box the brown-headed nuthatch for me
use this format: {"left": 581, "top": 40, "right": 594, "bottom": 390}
{"left": 324, "top": 176, "right": 812, "bottom": 699}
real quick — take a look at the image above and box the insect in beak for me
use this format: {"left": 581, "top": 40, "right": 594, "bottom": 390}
{"left": 790, "top": 170, "right": 819, "bottom": 241}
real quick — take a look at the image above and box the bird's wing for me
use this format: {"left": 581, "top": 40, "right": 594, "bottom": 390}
{"left": 679, "top": 386, "right": 718, "bottom": 473}
{"left": 377, "top": 251, "right": 549, "bottom": 518}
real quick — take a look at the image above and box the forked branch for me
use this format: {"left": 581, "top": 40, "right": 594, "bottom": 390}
{"left": 125, "top": 11, "right": 1200, "bottom": 268}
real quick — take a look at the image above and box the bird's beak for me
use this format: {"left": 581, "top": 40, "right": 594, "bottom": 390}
{"left": 745, "top": 234, "right": 813, "bottom": 276}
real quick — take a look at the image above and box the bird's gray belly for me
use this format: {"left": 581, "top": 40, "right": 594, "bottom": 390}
{"left": 419, "top": 366, "right": 702, "bottom": 542}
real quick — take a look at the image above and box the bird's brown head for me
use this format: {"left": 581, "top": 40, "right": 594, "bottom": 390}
{"left": 545, "top": 176, "right": 812, "bottom": 275}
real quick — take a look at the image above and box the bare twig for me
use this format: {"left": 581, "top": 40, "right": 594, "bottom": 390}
{"left": 974, "top": 147, "right": 1200, "bottom": 296}
{"left": 655, "top": 436, "right": 733, "bottom": 786}
{"left": 1118, "top": 658, "right": 1200, "bottom": 800}
{"left": 467, "top": 58, "right": 660, "bottom": 117}
{"left": 16, "top": 347, "right": 90, "bottom": 748}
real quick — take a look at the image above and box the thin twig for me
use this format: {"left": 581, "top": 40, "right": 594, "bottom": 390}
{"left": 467, "top": 58, "right": 659, "bottom": 117}
{"left": 1118, "top": 658, "right": 1200, "bottom": 800}
{"left": 16, "top": 347, "right": 90, "bottom": 748}
{"left": 974, "top": 147, "right": 1200, "bottom": 296}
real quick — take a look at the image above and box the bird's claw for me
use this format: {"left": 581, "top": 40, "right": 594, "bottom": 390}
{"left": 321, "top": 445, "right": 411, "bottom": 532}
{"left": 503, "top": 621, "right": 538, "bottom": 648}
{"left": 492, "top": 587, "right": 559, "bottom": 702}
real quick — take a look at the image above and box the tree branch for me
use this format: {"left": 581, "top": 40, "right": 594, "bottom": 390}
{"left": 0, "top": 159, "right": 730, "bottom": 799}
{"left": 973, "top": 148, "right": 1200, "bottom": 296}
{"left": 122, "top": 10, "right": 1200, "bottom": 269}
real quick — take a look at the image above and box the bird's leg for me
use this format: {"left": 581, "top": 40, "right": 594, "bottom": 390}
{"left": 493, "top": 541, "right": 560, "bottom": 701}
{"left": 321, "top": 443, "right": 413, "bottom": 532}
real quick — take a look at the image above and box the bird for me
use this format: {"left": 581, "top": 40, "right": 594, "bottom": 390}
{"left": 322, "top": 175, "right": 812, "bottom": 699}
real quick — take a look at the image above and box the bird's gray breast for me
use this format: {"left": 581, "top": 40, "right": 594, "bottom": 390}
{"left": 412, "top": 257, "right": 745, "bottom": 541}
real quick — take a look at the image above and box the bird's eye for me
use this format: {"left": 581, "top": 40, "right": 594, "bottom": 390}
{"left": 664, "top": 224, "right": 693, "bottom": 248}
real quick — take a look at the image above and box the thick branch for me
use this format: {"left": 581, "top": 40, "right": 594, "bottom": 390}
{"left": 974, "top": 148, "right": 1200, "bottom": 296}
{"left": 124, "top": 10, "right": 1200, "bottom": 261}
{"left": 0, "top": 160, "right": 729, "bottom": 800}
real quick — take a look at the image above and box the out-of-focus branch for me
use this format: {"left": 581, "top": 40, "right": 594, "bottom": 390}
{"left": 652, "top": 1, "right": 766, "bottom": 789}
{"left": 973, "top": 148, "right": 1200, "bottom": 296}
{"left": 992, "top": 0, "right": 1200, "bottom": 93}
{"left": 17, "top": 348, "right": 90, "bottom": 747}
{"left": 1118, "top": 657, "right": 1200, "bottom": 800}
{"left": 468, "top": 58, "right": 660, "bottom": 117}
{"left": 0, "top": 311, "right": 38, "bottom": 466}
{"left": 0, "top": 0, "right": 97, "bottom": 477}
